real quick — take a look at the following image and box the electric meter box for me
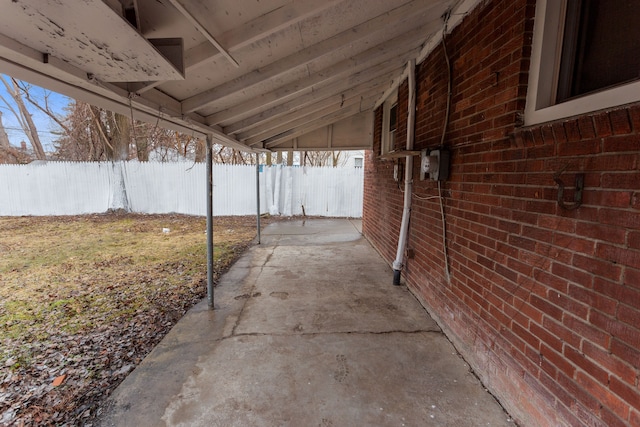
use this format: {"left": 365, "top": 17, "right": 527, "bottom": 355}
{"left": 420, "top": 148, "right": 450, "bottom": 181}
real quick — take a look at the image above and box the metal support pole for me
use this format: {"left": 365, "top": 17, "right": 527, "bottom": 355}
{"left": 206, "top": 134, "right": 214, "bottom": 309}
{"left": 256, "top": 154, "right": 261, "bottom": 244}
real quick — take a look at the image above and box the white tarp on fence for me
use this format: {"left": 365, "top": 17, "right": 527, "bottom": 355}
{"left": 0, "top": 162, "right": 363, "bottom": 217}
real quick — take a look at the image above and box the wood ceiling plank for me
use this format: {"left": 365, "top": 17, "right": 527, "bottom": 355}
{"left": 224, "top": 69, "right": 400, "bottom": 135}
{"left": 245, "top": 93, "right": 379, "bottom": 146}
{"left": 261, "top": 97, "right": 377, "bottom": 148}
{"left": 0, "top": 0, "right": 462, "bottom": 152}
{"left": 181, "top": 0, "right": 437, "bottom": 113}
{"left": 165, "top": 0, "right": 238, "bottom": 67}
{"left": 184, "top": 0, "right": 344, "bottom": 70}
{"left": 131, "top": 0, "right": 343, "bottom": 94}
{"left": 273, "top": 112, "right": 373, "bottom": 150}
{"left": 239, "top": 90, "right": 375, "bottom": 142}
{"left": 247, "top": 102, "right": 356, "bottom": 145}
{"left": 204, "top": 27, "right": 426, "bottom": 125}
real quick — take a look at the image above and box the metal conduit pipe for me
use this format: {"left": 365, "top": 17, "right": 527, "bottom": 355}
{"left": 256, "top": 154, "right": 261, "bottom": 244}
{"left": 206, "top": 134, "right": 215, "bottom": 308}
{"left": 392, "top": 59, "right": 416, "bottom": 285}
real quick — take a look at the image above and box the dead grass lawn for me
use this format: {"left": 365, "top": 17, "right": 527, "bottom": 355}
{"left": 0, "top": 213, "right": 261, "bottom": 426}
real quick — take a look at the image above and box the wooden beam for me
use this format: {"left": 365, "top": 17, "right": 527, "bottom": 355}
{"left": 182, "top": 0, "right": 440, "bottom": 113}
{"left": 373, "top": 1, "right": 480, "bottom": 110}
{"left": 416, "top": 0, "right": 482, "bottom": 65}
{"left": 0, "top": 0, "right": 184, "bottom": 82}
{"left": 272, "top": 143, "right": 371, "bottom": 152}
{"left": 184, "top": 0, "right": 344, "bottom": 70}
{"left": 0, "top": 57, "right": 196, "bottom": 141}
{"left": 237, "top": 84, "right": 384, "bottom": 143}
{"left": 263, "top": 100, "right": 377, "bottom": 149}
{"left": 205, "top": 28, "right": 426, "bottom": 126}
{"left": 131, "top": 0, "right": 344, "bottom": 94}
{"left": 379, "top": 150, "right": 422, "bottom": 159}
{"left": 374, "top": 68, "right": 409, "bottom": 110}
{"left": 241, "top": 92, "right": 377, "bottom": 145}
{"left": 0, "top": 33, "right": 89, "bottom": 84}
{"left": 0, "top": 43, "right": 250, "bottom": 152}
{"left": 223, "top": 67, "right": 402, "bottom": 135}
{"left": 254, "top": 94, "right": 378, "bottom": 148}
{"left": 166, "top": 0, "right": 238, "bottom": 67}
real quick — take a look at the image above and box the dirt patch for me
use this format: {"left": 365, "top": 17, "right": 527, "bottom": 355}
{"left": 0, "top": 213, "right": 275, "bottom": 426}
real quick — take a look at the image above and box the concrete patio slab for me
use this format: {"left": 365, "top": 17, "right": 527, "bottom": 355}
{"left": 98, "top": 219, "right": 513, "bottom": 427}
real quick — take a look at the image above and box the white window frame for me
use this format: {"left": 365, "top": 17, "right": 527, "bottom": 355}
{"left": 381, "top": 89, "right": 398, "bottom": 155}
{"left": 525, "top": 0, "right": 640, "bottom": 126}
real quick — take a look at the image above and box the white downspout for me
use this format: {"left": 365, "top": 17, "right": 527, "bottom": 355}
{"left": 392, "top": 59, "right": 416, "bottom": 285}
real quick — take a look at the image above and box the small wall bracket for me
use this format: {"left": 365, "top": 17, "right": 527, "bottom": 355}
{"left": 554, "top": 168, "right": 584, "bottom": 211}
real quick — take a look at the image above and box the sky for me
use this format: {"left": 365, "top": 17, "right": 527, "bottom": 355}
{"left": 0, "top": 74, "right": 72, "bottom": 152}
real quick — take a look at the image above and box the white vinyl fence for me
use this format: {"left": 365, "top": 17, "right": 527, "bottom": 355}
{"left": 0, "top": 162, "right": 364, "bottom": 217}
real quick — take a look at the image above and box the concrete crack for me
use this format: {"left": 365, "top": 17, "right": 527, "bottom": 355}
{"left": 230, "top": 243, "right": 278, "bottom": 336}
{"left": 222, "top": 329, "right": 442, "bottom": 341}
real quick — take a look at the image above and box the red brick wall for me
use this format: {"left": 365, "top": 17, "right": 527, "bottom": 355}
{"left": 363, "top": 1, "right": 640, "bottom": 426}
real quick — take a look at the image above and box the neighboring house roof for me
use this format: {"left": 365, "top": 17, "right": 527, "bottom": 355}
{"left": 0, "top": 0, "right": 479, "bottom": 152}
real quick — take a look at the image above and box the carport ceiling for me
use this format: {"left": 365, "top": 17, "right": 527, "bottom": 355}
{"left": 0, "top": 0, "right": 475, "bottom": 152}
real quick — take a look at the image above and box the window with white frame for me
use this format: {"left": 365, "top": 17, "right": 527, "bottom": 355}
{"left": 381, "top": 89, "right": 398, "bottom": 155}
{"left": 525, "top": 0, "right": 640, "bottom": 125}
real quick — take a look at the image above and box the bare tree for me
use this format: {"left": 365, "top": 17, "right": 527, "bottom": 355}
{"left": 54, "top": 100, "right": 209, "bottom": 162}
{"left": 0, "top": 111, "right": 31, "bottom": 164}
{"left": 16, "top": 80, "right": 70, "bottom": 135}
{"left": 54, "top": 102, "right": 104, "bottom": 161}
{"left": 0, "top": 111, "right": 10, "bottom": 149}
{"left": 107, "top": 109, "right": 130, "bottom": 161}
{"left": 53, "top": 102, "right": 133, "bottom": 161}
{"left": 331, "top": 151, "right": 343, "bottom": 167}
{"left": 302, "top": 151, "right": 347, "bottom": 167}
{"left": 84, "top": 106, "right": 130, "bottom": 161}
{"left": 194, "top": 138, "right": 206, "bottom": 162}
{"left": 211, "top": 143, "right": 253, "bottom": 165}
{"left": 304, "top": 151, "right": 331, "bottom": 166}
{"left": 0, "top": 76, "right": 46, "bottom": 160}
{"left": 0, "top": 77, "right": 354, "bottom": 167}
